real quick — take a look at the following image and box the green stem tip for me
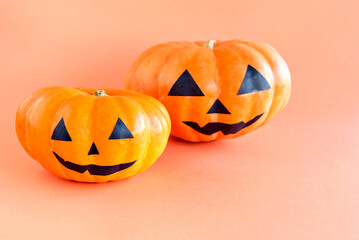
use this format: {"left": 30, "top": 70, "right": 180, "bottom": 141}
{"left": 94, "top": 90, "right": 108, "bottom": 97}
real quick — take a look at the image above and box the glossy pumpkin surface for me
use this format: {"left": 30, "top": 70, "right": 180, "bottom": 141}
{"left": 16, "top": 87, "right": 171, "bottom": 182}
{"left": 125, "top": 39, "right": 291, "bottom": 142}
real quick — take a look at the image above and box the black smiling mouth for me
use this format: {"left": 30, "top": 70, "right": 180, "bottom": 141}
{"left": 183, "top": 113, "right": 264, "bottom": 135}
{"left": 53, "top": 152, "right": 136, "bottom": 176}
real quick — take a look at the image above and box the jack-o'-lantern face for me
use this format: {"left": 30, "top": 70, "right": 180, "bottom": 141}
{"left": 46, "top": 91, "right": 154, "bottom": 182}
{"left": 125, "top": 39, "right": 291, "bottom": 142}
{"left": 161, "top": 61, "right": 274, "bottom": 142}
{"left": 15, "top": 87, "right": 171, "bottom": 182}
{"left": 51, "top": 117, "right": 137, "bottom": 176}
{"left": 167, "top": 65, "right": 270, "bottom": 137}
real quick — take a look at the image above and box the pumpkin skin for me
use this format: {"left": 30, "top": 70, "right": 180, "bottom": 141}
{"left": 16, "top": 87, "right": 171, "bottom": 182}
{"left": 125, "top": 39, "right": 291, "bottom": 142}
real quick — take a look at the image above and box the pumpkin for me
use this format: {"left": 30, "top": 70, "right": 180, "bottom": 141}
{"left": 16, "top": 87, "right": 171, "bottom": 182}
{"left": 125, "top": 39, "right": 291, "bottom": 142}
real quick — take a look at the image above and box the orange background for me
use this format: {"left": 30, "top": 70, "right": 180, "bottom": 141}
{"left": 1, "top": 0, "right": 359, "bottom": 239}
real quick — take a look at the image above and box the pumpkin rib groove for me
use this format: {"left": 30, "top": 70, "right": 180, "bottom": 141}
{"left": 155, "top": 45, "right": 201, "bottom": 98}
{"left": 16, "top": 87, "right": 58, "bottom": 159}
{"left": 213, "top": 43, "right": 268, "bottom": 136}
{"left": 25, "top": 87, "right": 59, "bottom": 174}
{"left": 234, "top": 41, "right": 276, "bottom": 128}
{"left": 50, "top": 90, "right": 89, "bottom": 180}
{"left": 180, "top": 46, "right": 216, "bottom": 141}
{"left": 181, "top": 47, "right": 211, "bottom": 141}
{"left": 211, "top": 46, "right": 233, "bottom": 140}
{"left": 141, "top": 101, "right": 162, "bottom": 173}
{"left": 24, "top": 88, "right": 63, "bottom": 177}
{"left": 96, "top": 94, "right": 134, "bottom": 182}
{"left": 50, "top": 90, "right": 91, "bottom": 179}
{"left": 88, "top": 95, "right": 98, "bottom": 182}
{"left": 123, "top": 89, "right": 171, "bottom": 130}
{"left": 133, "top": 46, "right": 181, "bottom": 98}
{"left": 244, "top": 43, "right": 277, "bottom": 127}
{"left": 25, "top": 87, "right": 68, "bottom": 165}
{"left": 117, "top": 92, "right": 170, "bottom": 174}
{"left": 133, "top": 46, "right": 183, "bottom": 77}
{"left": 222, "top": 42, "right": 274, "bottom": 132}
{"left": 240, "top": 42, "right": 291, "bottom": 125}
{"left": 155, "top": 47, "right": 183, "bottom": 100}
{"left": 209, "top": 46, "right": 221, "bottom": 137}
{"left": 125, "top": 96, "right": 151, "bottom": 174}
{"left": 156, "top": 46, "right": 197, "bottom": 140}
{"left": 23, "top": 88, "right": 56, "bottom": 159}
{"left": 115, "top": 96, "right": 146, "bottom": 177}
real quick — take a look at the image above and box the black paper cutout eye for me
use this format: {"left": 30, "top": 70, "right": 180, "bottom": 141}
{"left": 168, "top": 70, "right": 205, "bottom": 96}
{"left": 51, "top": 118, "right": 72, "bottom": 141}
{"left": 109, "top": 118, "right": 134, "bottom": 139}
{"left": 237, "top": 65, "right": 270, "bottom": 95}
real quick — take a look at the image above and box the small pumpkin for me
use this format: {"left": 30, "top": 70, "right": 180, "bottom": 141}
{"left": 16, "top": 87, "right": 170, "bottom": 182}
{"left": 125, "top": 39, "right": 291, "bottom": 142}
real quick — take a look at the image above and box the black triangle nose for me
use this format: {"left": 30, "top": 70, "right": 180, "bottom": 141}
{"left": 207, "top": 99, "right": 231, "bottom": 114}
{"left": 88, "top": 142, "right": 99, "bottom": 155}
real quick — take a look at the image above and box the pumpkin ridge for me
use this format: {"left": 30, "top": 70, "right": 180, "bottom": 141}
{"left": 123, "top": 96, "right": 151, "bottom": 174}
{"left": 240, "top": 42, "right": 291, "bottom": 125}
{"left": 212, "top": 45, "right": 227, "bottom": 137}
{"left": 234, "top": 41, "right": 276, "bottom": 129}
{"left": 177, "top": 47, "right": 211, "bottom": 141}
{"left": 118, "top": 93, "right": 170, "bottom": 174}
{"left": 122, "top": 96, "right": 149, "bottom": 176}
{"left": 211, "top": 43, "right": 253, "bottom": 138}
{"left": 16, "top": 87, "right": 59, "bottom": 159}
{"left": 219, "top": 42, "right": 274, "bottom": 134}
{"left": 50, "top": 91, "right": 90, "bottom": 180}
{"left": 235, "top": 42, "right": 276, "bottom": 123}
{"left": 21, "top": 87, "right": 72, "bottom": 179}
{"left": 156, "top": 47, "right": 186, "bottom": 99}
{"left": 133, "top": 46, "right": 181, "bottom": 98}
{"left": 25, "top": 87, "right": 69, "bottom": 164}
{"left": 88, "top": 95, "right": 100, "bottom": 182}
{"left": 155, "top": 47, "right": 201, "bottom": 141}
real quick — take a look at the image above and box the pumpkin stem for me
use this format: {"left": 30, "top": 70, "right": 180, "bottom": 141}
{"left": 94, "top": 90, "right": 108, "bottom": 97}
{"left": 203, "top": 40, "right": 217, "bottom": 49}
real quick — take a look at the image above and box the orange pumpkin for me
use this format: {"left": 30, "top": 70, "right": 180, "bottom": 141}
{"left": 16, "top": 87, "right": 171, "bottom": 182}
{"left": 125, "top": 39, "right": 291, "bottom": 142}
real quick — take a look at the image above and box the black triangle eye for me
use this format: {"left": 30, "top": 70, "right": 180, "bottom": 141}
{"left": 237, "top": 65, "right": 270, "bottom": 95}
{"left": 109, "top": 118, "right": 134, "bottom": 139}
{"left": 51, "top": 118, "right": 72, "bottom": 141}
{"left": 168, "top": 70, "right": 205, "bottom": 96}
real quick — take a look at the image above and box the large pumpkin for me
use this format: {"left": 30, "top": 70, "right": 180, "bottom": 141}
{"left": 16, "top": 87, "right": 171, "bottom": 182}
{"left": 125, "top": 39, "right": 291, "bottom": 142}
